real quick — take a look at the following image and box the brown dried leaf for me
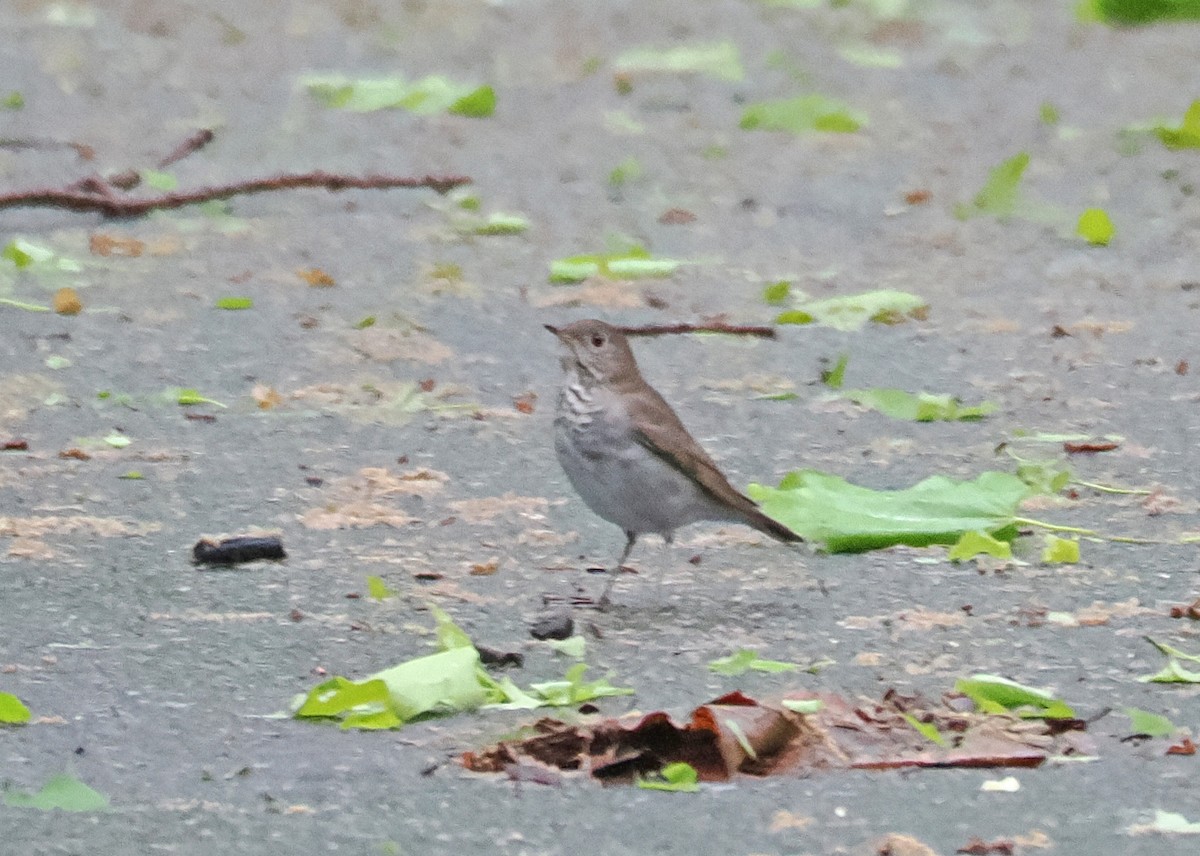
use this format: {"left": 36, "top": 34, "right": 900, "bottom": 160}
{"left": 89, "top": 233, "right": 145, "bottom": 257}
{"left": 297, "top": 267, "right": 336, "bottom": 287}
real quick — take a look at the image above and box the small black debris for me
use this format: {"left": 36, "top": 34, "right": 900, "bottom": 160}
{"left": 530, "top": 611, "right": 574, "bottom": 641}
{"left": 193, "top": 535, "right": 286, "bottom": 566}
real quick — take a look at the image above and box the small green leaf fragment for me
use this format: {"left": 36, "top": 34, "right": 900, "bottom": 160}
{"left": 821, "top": 353, "right": 849, "bottom": 389}
{"left": 215, "top": 297, "right": 253, "bottom": 310}
{"left": 1139, "top": 660, "right": 1200, "bottom": 683}
{"left": 174, "top": 388, "right": 226, "bottom": 408}
{"left": 140, "top": 169, "right": 178, "bottom": 191}
{"left": 958, "top": 152, "right": 1030, "bottom": 220}
{"left": 637, "top": 762, "right": 700, "bottom": 793}
{"left": 947, "top": 530, "right": 1013, "bottom": 561}
{"left": 609, "top": 156, "right": 643, "bottom": 186}
{"left": 781, "top": 698, "right": 824, "bottom": 714}
{"left": 2, "top": 91, "right": 24, "bottom": 109}
{"left": 44, "top": 355, "right": 72, "bottom": 370}
{"left": 545, "top": 635, "right": 587, "bottom": 658}
{"left": 473, "top": 214, "right": 529, "bottom": 235}
{"left": 354, "top": 316, "right": 377, "bottom": 329}
{"left": 1041, "top": 535, "right": 1080, "bottom": 564}
{"left": 1039, "top": 102, "right": 1060, "bottom": 124}
{"left": 902, "top": 713, "right": 947, "bottom": 746}
{"left": 777, "top": 289, "right": 926, "bottom": 332}
{"left": 0, "top": 691, "right": 31, "bottom": 724}
{"left": 1153, "top": 100, "right": 1200, "bottom": 149}
{"left": 366, "top": 575, "right": 397, "bottom": 600}
{"left": 1124, "top": 707, "right": 1176, "bottom": 737}
{"left": 775, "top": 309, "right": 815, "bottom": 325}
{"left": 614, "top": 42, "right": 745, "bottom": 82}
{"left": 4, "top": 773, "right": 110, "bottom": 812}
{"left": 763, "top": 280, "right": 791, "bottom": 305}
{"left": 740, "top": 94, "right": 865, "bottom": 133}
{"left": 1077, "top": 208, "right": 1114, "bottom": 245}
{"left": 709, "top": 649, "right": 799, "bottom": 676}
{"left": 549, "top": 246, "right": 679, "bottom": 283}
{"left": 842, "top": 388, "right": 996, "bottom": 422}
{"left": 103, "top": 433, "right": 131, "bottom": 449}
{"left": 118, "top": 470, "right": 143, "bottom": 480}
{"left": 448, "top": 85, "right": 496, "bottom": 118}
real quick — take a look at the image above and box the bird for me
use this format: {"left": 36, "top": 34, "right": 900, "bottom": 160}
{"left": 546, "top": 319, "right": 801, "bottom": 602}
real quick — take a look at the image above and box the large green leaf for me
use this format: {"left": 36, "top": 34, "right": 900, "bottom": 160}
{"left": 955, "top": 675, "right": 1076, "bottom": 719}
{"left": 841, "top": 388, "right": 996, "bottom": 421}
{"left": 1080, "top": 0, "right": 1200, "bottom": 26}
{"left": 746, "top": 470, "right": 1027, "bottom": 552}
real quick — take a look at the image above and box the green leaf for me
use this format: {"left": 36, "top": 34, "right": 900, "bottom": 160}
{"left": 303, "top": 74, "right": 495, "bottom": 117}
{"left": 4, "top": 773, "right": 110, "bottom": 812}
{"left": 549, "top": 245, "right": 680, "bottom": 283}
{"left": 2, "top": 91, "right": 24, "bottom": 109}
{"left": 947, "top": 530, "right": 1013, "bottom": 561}
{"left": 1146, "top": 638, "right": 1200, "bottom": 663}
{"left": 44, "top": 355, "right": 72, "bottom": 370}
{"left": 172, "top": 388, "right": 227, "bottom": 408}
{"left": 820, "top": 353, "right": 849, "bottom": 389}
{"left": 1124, "top": 707, "right": 1177, "bottom": 737}
{"left": 954, "top": 675, "right": 1076, "bottom": 719}
{"left": 118, "top": 470, "right": 143, "bottom": 480}
{"left": 637, "top": 762, "right": 700, "bottom": 793}
{"left": 103, "top": 432, "right": 131, "bottom": 449}
{"left": 740, "top": 94, "right": 865, "bottom": 133}
{"left": 545, "top": 635, "right": 587, "bottom": 658}
{"left": 1041, "top": 535, "right": 1080, "bottom": 564}
{"left": 1, "top": 238, "right": 81, "bottom": 274}
{"left": 747, "top": 470, "right": 1027, "bottom": 553}
{"left": 614, "top": 42, "right": 744, "bottom": 81}
{"left": 1081, "top": 0, "right": 1200, "bottom": 26}
{"left": 140, "top": 169, "right": 178, "bottom": 191}
{"left": 354, "top": 315, "right": 376, "bottom": 329}
{"left": 709, "top": 649, "right": 799, "bottom": 676}
{"left": 295, "top": 646, "right": 486, "bottom": 727}
{"left": 609, "top": 156, "right": 643, "bottom": 186}
{"left": 775, "top": 289, "right": 927, "bottom": 331}
{"left": 781, "top": 698, "right": 824, "bottom": 714}
{"left": 472, "top": 214, "right": 529, "bottom": 236}
{"left": 956, "top": 152, "right": 1029, "bottom": 220}
{"left": 1039, "top": 102, "right": 1060, "bottom": 124}
{"left": 1077, "top": 208, "right": 1114, "bottom": 245}
{"left": 902, "top": 713, "right": 947, "bottom": 746}
{"left": 1153, "top": 100, "right": 1200, "bottom": 149}
{"left": 841, "top": 389, "right": 997, "bottom": 421}
{"left": 1015, "top": 461, "right": 1073, "bottom": 495}
{"left": 762, "top": 280, "right": 791, "bottom": 305}
{"left": 526, "top": 663, "right": 634, "bottom": 706}
{"left": 215, "top": 297, "right": 253, "bottom": 310}
{"left": 448, "top": 85, "right": 496, "bottom": 118}
{"left": 1140, "top": 660, "right": 1200, "bottom": 683}
{"left": 366, "top": 575, "right": 397, "bottom": 600}
{"left": 0, "top": 691, "right": 31, "bottom": 724}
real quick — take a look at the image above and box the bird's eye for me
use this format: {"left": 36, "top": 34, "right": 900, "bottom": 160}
{"left": 591, "top": 334, "right": 605, "bottom": 348}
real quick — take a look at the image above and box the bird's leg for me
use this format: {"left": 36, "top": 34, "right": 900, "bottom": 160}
{"left": 656, "top": 532, "right": 674, "bottom": 599}
{"left": 598, "top": 530, "right": 637, "bottom": 610}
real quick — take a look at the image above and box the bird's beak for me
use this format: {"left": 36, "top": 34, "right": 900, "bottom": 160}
{"left": 544, "top": 324, "right": 561, "bottom": 337}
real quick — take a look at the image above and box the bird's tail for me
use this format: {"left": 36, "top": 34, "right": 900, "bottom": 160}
{"left": 745, "top": 507, "right": 803, "bottom": 544}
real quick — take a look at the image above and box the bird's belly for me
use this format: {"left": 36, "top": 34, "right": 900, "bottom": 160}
{"left": 554, "top": 424, "right": 727, "bottom": 536}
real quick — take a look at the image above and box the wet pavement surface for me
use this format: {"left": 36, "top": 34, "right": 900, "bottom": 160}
{"left": 2, "top": 2, "right": 1199, "bottom": 854}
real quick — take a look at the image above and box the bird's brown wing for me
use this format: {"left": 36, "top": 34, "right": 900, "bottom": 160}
{"left": 626, "top": 384, "right": 801, "bottom": 543}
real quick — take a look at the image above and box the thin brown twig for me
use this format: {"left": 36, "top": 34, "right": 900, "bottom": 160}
{"left": 0, "top": 171, "right": 473, "bottom": 217}
{"left": 157, "top": 129, "right": 215, "bottom": 168}
{"left": 620, "top": 322, "right": 777, "bottom": 339}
